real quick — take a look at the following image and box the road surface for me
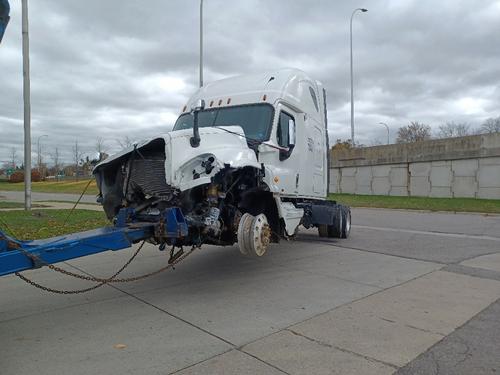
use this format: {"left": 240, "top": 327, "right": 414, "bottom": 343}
{"left": 1, "top": 208, "right": 500, "bottom": 374}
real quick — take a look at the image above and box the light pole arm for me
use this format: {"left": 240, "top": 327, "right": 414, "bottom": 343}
{"left": 379, "top": 122, "right": 389, "bottom": 144}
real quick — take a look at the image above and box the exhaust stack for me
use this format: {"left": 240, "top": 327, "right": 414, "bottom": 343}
{"left": 190, "top": 99, "right": 205, "bottom": 148}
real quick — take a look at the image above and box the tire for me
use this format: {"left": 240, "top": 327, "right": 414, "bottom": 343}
{"left": 317, "top": 207, "right": 343, "bottom": 238}
{"left": 237, "top": 213, "right": 271, "bottom": 257}
{"left": 340, "top": 206, "right": 351, "bottom": 239}
{"left": 328, "top": 207, "right": 343, "bottom": 238}
{"left": 318, "top": 224, "right": 329, "bottom": 237}
{"left": 249, "top": 214, "right": 271, "bottom": 257}
{"left": 237, "top": 213, "right": 254, "bottom": 255}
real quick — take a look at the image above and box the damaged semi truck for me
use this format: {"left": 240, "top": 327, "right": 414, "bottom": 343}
{"left": 93, "top": 68, "right": 351, "bottom": 257}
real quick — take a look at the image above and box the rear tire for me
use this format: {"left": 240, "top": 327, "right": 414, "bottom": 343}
{"left": 317, "top": 207, "right": 343, "bottom": 238}
{"left": 318, "top": 224, "right": 329, "bottom": 237}
{"left": 340, "top": 206, "right": 351, "bottom": 239}
{"left": 329, "top": 207, "right": 343, "bottom": 238}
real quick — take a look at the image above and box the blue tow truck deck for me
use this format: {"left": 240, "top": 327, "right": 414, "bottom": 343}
{"left": 0, "top": 207, "right": 188, "bottom": 277}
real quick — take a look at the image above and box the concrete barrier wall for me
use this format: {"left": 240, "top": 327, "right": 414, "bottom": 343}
{"left": 329, "top": 133, "right": 500, "bottom": 199}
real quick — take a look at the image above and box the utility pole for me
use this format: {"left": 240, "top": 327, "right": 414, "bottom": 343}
{"left": 22, "top": 0, "right": 31, "bottom": 210}
{"left": 199, "top": 0, "right": 204, "bottom": 87}
{"left": 349, "top": 7, "right": 367, "bottom": 147}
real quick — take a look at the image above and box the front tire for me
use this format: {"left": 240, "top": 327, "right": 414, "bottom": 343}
{"left": 237, "top": 213, "right": 271, "bottom": 257}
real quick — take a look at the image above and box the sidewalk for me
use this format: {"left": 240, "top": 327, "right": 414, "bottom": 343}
{"left": 0, "top": 201, "right": 102, "bottom": 212}
{"left": 0, "top": 190, "right": 96, "bottom": 204}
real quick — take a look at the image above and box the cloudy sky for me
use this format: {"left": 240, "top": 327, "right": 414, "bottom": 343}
{"left": 1, "top": 0, "right": 499, "bottom": 165}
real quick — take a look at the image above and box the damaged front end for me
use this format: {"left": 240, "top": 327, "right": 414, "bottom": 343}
{"left": 93, "top": 127, "right": 269, "bottom": 248}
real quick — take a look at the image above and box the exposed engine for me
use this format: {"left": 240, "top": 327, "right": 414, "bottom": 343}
{"left": 94, "top": 138, "right": 275, "bottom": 248}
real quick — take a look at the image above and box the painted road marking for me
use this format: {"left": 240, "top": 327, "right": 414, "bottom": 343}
{"left": 354, "top": 225, "right": 500, "bottom": 242}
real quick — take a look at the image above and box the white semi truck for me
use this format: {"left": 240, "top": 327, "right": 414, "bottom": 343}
{"left": 93, "top": 68, "right": 350, "bottom": 257}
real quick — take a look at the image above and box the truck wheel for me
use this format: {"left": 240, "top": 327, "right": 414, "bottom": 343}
{"left": 329, "top": 208, "right": 343, "bottom": 238}
{"left": 237, "top": 213, "right": 271, "bottom": 257}
{"left": 237, "top": 213, "right": 253, "bottom": 255}
{"left": 340, "top": 206, "right": 351, "bottom": 239}
{"left": 317, "top": 208, "right": 343, "bottom": 238}
{"left": 318, "top": 224, "right": 329, "bottom": 238}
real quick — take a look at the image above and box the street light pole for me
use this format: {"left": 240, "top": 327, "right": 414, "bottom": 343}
{"left": 199, "top": 0, "right": 203, "bottom": 88}
{"left": 37, "top": 134, "right": 48, "bottom": 174}
{"left": 21, "top": 0, "right": 31, "bottom": 210}
{"left": 349, "top": 7, "right": 367, "bottom": 147}
{"left": 379, "top": 122, "right": 390, "bottom": 144}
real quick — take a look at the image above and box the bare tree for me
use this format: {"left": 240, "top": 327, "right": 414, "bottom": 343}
{"left": 95, "top": 137, "right": 107, "bottom": 161}
{"left": 396, "top": 122, "right": 432, "bottom": 143}
{"left": 331, "top": 139, "right": 353, "bottom": 151}
{"left": 480, "top": 117, "right": 500, "bottom": 134}
{"left": 9, "top": 147, "right": 17, "bottom": 168}
{"left": 116, "top": 136, "right": 134, "bottom": 149}
{"left": 72, "top": 140, "right": 84, "bottom": 179}
{"left": 437, "top": 122, "right": 471, "bottom": 138}
{"left": 51, "top": 147, "right": 61, "bottom": 177}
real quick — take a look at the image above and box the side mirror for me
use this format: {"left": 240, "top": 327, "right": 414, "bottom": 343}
{"left": 288, "top": 119, "right": 296, "bottom": 146}
{"left": 190, "top": 99, "right": 205, "bottom": 148}
{"left": 191, "top": 99, "right": 205, "bottom": 113}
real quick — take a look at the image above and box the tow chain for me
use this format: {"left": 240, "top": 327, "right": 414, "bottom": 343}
{"left": 14, "top": 243, "right": 199, "bottom": 294}
{"left": 4, "top": 179, "right": 200, "bottom": 294}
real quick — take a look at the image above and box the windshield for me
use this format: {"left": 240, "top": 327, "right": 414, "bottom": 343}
{"left": 172, "top": 104, "right": 274, "bottom": 142}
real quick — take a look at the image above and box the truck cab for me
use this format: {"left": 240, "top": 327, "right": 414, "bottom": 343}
{"left": 176, "top": 68, "right": 329, "bottom": 199}
{"left": 93, "top": 68, "right": 350, "bottom": 257}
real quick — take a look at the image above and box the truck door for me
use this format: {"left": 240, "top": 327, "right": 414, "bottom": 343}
{"left": 273, "top": 104, "right": 324, "bottom": 198}
{"left": 259, "top": 101, "right": 325, "bottom": 198}
{"left": 275, "top": 107, "right": 300, "bottom": 194}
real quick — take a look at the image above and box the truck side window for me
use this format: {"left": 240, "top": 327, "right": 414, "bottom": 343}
{"left": 277, "top": 111, "right": 293, "bottom": 148}
{"left": 309, "top": 87, "right": 319, "bottom": 112}
{"left": 277, "top": 111, "right": 294, "bottom": 161}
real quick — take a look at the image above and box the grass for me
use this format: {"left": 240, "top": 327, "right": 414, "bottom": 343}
{"left": 0, "top": 209, "right": 109, "bottom": 240}
{"left": 41, "top": 200, "right": 100, "bottom": 206}
{"left": 0, "top": 179, "right": 98, "bottom": 195}
{"left": 1, "top": 194, "right": 496, "bottom": 241}
{"left": 329, "top": 193, "right": 500, "bottom": 214}
{"left": 0, "top": 201, "right": 48, "bottom": 209}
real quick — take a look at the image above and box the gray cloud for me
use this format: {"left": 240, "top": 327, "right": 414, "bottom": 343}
{"left": 1, "top": 0, "right": 499, "bottom": 165}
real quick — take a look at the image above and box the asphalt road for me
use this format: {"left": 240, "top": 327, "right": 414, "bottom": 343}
{"left": 1, "top": 207, "right": 500, "bottom": 374}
